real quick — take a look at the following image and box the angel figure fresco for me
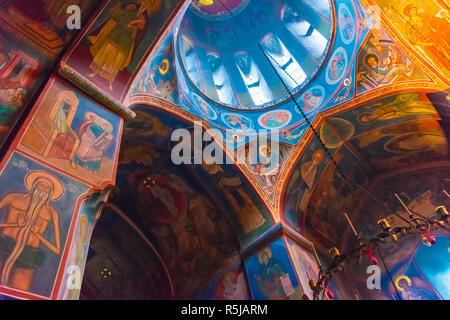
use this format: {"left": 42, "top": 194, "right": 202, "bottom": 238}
{"left": 0, "top": 171, "right": 63, "bottom": 292}
{"left": 88, "top": 0, "right": 162, "bottom": 90}
{"left": 356, "top": 23, "right": 418, "bottom": 92}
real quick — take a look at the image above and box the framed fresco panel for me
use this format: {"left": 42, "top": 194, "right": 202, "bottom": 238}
{"left": 0, "top": 152, "right": 89, "bottom": 299}
{"left": 60, "top": 0, "right": 185, "bottom": 106}
{"left": 17, "top": 77, "right": 123, "bottom": 188}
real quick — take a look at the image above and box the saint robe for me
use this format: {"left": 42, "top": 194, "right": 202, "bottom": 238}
{"left": 88, "top": 4, "right": 145, "bottom": 84}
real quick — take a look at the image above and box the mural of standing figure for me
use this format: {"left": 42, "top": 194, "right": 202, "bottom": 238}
{"left": 0, "top": 171, "right": 63, "bottom": 291}
{"left": 88, "top": 1, "right": 146, "bottom": 90}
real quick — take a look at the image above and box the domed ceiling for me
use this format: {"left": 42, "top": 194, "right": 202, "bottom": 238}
{"left": 129, "top": 0, "right": 376, "bottom": 148}
{"left": 126, "top": 0, "right": 447, "bottom": 210}
{"left": 178, "top": 0, "right": 333, "bottom": 109}
{"left": 117, "top": 0, "right": 449, "bottom": 300}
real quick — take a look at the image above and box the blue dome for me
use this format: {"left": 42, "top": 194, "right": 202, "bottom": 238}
{"left": 177, "top": 0, "right": 334, "bottom": 110}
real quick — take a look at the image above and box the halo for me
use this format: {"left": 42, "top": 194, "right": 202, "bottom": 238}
{"left": 159, "top": 59, "right": 170, "bottom": 75}
{"left": 400, "top": 0, "right": 424, "bottom": 17}
{"left": 395, "top": 275, "right": 412, "bottom": 292}
{"left": 259, "top": 145, "right": 271, "bottom": 157}
{"left": 25, "top": 171, "right": 64, "bottom": 200}
{"left": 257, "top": 247, "right": 272, "bottom": 264}
{"left": 364, "top": 53, "right": 379, "bottom": 67}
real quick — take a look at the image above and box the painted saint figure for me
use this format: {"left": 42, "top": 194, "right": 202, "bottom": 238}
{"left": 402, "top": 5, "right": 450, "bottom": 69}
{"left": 71, "top": 112, "right": 114, "bottom": 173}
{"left": 0, "top": 171, "right": 62, "bottom": 291}
{"left": 88, "top": 1, "right": 147, "bottom": 90}
{"left": 254, "top": 248, "right": 289, "bottom": 300}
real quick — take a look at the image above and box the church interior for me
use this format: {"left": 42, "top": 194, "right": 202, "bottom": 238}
{"left": 0, "top": 0, "right": 449, "bottom": 301}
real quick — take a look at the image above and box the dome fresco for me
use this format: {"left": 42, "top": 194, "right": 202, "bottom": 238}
{"left": 177, "top": 0, "right": 334, "bottom": 110}
{"left": 168, "top": 0, "right": 368, "bottom": 146}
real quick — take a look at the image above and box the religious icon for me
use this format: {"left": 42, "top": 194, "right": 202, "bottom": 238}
{"left": 19, "top": 80, "right": 121, "bottom": 186}
{"left": 88, "top": 0, "right": 162, "bottom": 90}
{"left": 326, "top": 48, "right": 347, "bottom": 85}
{"left": 222, "top": 113, "right": 253, "bottom": 131}
{"left": 258, "top": 110, "right": 292, "bottom": 130}
{"left": 355, "top": 23, "right": 424, "bottom": 94}
{"left": 298, "top": 86, "right": 325, "bottom": 113}
{"left": 338, "top": 3, "right": 356, "bottom": 45}
{"left": 0, "top": 171, "right": 63, "bottom": 291}
{"left": 401, "top": 3, "right": 450, "bottom": 69}
{"left": 253, "top": 247, "right": 290, "bottom": 300}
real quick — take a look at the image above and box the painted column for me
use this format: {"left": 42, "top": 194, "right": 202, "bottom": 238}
{"left": 0, "top": 76, "right": 123, "bottom": 300}
{"left": 242, "top": 223, "right": 324, "bottom": 300}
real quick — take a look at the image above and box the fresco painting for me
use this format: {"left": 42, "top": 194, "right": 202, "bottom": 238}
{"left": 57, "top": 195, "right": 104, "bottom": 300}
{"left": 245, "top": 237, "right": 302, "bottom": 300}
{"left": 0, "top": 31, "right": 49, "bottom": 148}
{"left": 18, "top": 79, "right": 122, "bottom": 187}
{"left": 0, "top": 0, "right": 100, "bottom": 57}
{"left": 63, "top": 0, "right": 183, "bottom": 102}
{"left": 258, "top": 110, "right": 292, "bottom": 130}
{"left": 356, "top": 22, "right": 428, "bottom": 94}
{"left": 335, "top": 170, "right": 450, "bottom": 299}
{"left": 285, "top": 238, "right": 321, "bottom": 300}
{"left": 130, "top": 33, "right": 179, "bottom": 105}
{"left": 284, "top": 92, "right": 447, "bottom": 235}
{"left": 198, "top": 160, "right": 273, "bottom": 244}
{"left": 0, "top": 0, "right": 447, "bottom": 301}
{"left": 111, "top": 164, "right": 242, "bottom": 299}
{"left": 79, "top": 206, "right": 174, "bottom": 300}
{"left": 240, "top": 141, "right": 293, "bottom": 203}
{"left": 0, "top": 152, "right": 89, "bottom": 298}
{"left": 351, "top": 118, "right": 448, "bottom": 170}
{"left": 338, "top": 3, "right": 357, "bottom": 45}
{"left": 193, "top": 264, "right": 250, "bottom": 300}
{"left": 326, "top": 47, "right": 348, "bottom": 85}
{"left": 369, "top": 0, "right": 450, "bottom": 77}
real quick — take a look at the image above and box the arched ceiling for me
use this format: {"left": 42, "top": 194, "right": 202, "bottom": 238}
{"left": 107, "top": 104, "right": 281, "bottom": 298}
{"left": 124, "top": 0, "right": 449, "bottom": 227}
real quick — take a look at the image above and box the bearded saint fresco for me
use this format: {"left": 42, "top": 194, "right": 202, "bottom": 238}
{"left": 0, "top": 171, "right": 63, "bottom": 292}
